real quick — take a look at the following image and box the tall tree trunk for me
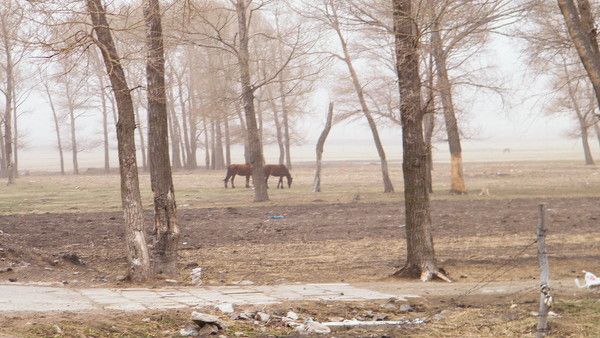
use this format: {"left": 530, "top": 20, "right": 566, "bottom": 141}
{"left": 423, "top": 54, "right": 436, "bottom": 193}
{"left": 109, "top": 90, "right": 118, "bottom": 125}
{"left": 176, "top": 78, "right": 192, "bottom": 167}
{"left": 313, "top": 102, "right": 334, "bottom": 192}
{"left": 166, "top": 82, "right": 182, "bottom": 169}
{"left": 45, "top": 84, "right": 65, "bottom": 175}
{"left": 558, "top": 0, "right": 600, "bottom": 109}
{"left": 68, "top": 106, "right": 79, "bottom": 175}
{"left": 215, "top": 118, "right": 225, "bottom": 170}
{"left": 202, "top": 115, "right": 210, "bottom": 169}
{"left": 13, "top": 96, "right": 18, "bottom": 178}
{"left": 430, "top": 16, "right": 466, "bottom": 194}
{"left": 143, "top": 0, "right": 179, "bottom": 276}
{"left": 0, "top": 122, "right": 5, "bottom": 178}
{"left": 256, "top": 98, "right": 264, "bottom": 144}
{"left": 134, "top": 104, "right": 148, "bottom": 171}
{"left": 1, "top": 16, "right": 14, "bottom": 185}
{"left": 86, "top": 0, "right": 151, "bottom": 281}
{"left": 331, "top": 9, "right": 394, "bottom": 192}
{"left": 235, "top": 0, "right": 268, "bottom": 202}
{"left": 236, "top": 103, "right": 251, "bottom": 163}
{"left": 100, "top": 79, "right": 110, "bottom": 173}
{"left": 565, "top": 61, "right": 595, "bottom": 165}
{"left": 579, "top": 118, "right": 594, "bottom": 165}
{"left": 224, "top": 116, "right": 231, "bottom": 166}
{"left": 210, "top": 119, "right": 216, "bottom": 170}
{"left": 278, "top": 79, "right": 292, "bottom": 170}
{"left": 274, "top": 110, "right": 285, "bottom": 165}
{"left": 393, "top": 0, "right": 444, "bottom": 281}
{"left": 187, "top": 90, "right": 198, "bottom": 169}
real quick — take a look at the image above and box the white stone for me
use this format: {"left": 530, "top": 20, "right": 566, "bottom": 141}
{"left": 215, "top": 302, "right": 234, "bottom": 314}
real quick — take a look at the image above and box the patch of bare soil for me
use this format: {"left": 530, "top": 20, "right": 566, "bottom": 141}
{"left": 0, "top": 197, "right": 598, "bottom": 287}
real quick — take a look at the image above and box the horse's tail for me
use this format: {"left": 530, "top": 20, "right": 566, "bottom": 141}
{"left": 224, "top": 166, "right": 232, "bottom": 181}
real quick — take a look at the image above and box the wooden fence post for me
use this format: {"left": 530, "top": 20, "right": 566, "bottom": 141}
{"left": 536, "top": 203, "right": 551, "bottom": 338}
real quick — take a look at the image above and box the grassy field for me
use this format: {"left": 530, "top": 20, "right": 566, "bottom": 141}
{"left": 1, "top": 160, "right": 600, "bottom": 214}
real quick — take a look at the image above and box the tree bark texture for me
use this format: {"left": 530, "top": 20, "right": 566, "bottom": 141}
{"left": 86, "top": 0, "right": 151, "bottom": 282}
{"left": 430, "top": 16, "right": 466, "bottom": 194}
{"left": 1, "top": 14, "right": 14, "bottom": 184}
{"left": 235, "top": 0, "right": 268, "bottom": 202}
{"left": 393, "top": 0, "right": 443, "bottom": 281}
{"left": 313, "top": 102, "right": 334, "bottom": 192}
{"left": 143, "top": 0, "right": 180, "bottom": 276}
{"left": 558, "top": 0, "right": 600, "bottom": 109}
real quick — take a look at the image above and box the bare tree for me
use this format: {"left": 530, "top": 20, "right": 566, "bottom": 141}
{"left": 234, "top": 0, "right": 269, "bottom": 201}
{"left": 557, "top": 0, "right": 600, "bottom": 109}
{"left": 43, "top": 80, "right": 65, "bottom": 175}
{"left": 86, "top": 0, "right": 151, "bottom": 281}
{"left": 393, "top": 0, "right": 447, "bottom": 281}
{"left": 313, "top": 102, "right": 334, "bottom": 192}
{"left": 302, "top": 0, "right": 395, "bottom": 192}
{"left": 143, "top": 0, "right": 180, "bottom": 276}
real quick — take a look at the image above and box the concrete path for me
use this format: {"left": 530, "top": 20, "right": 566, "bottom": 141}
{"left": 0, "top": 283, "right": 418, "bottom": 313}
{"left": 0, "top": 279, "right": 583, "bottom": 313}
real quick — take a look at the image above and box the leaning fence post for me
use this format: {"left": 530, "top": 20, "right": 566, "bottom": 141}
{"left": 536, "top": 203, "right": 551, "bottom": 338}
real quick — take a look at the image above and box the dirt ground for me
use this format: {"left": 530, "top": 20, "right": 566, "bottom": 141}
{"left": 1, "top": 196, "right": 599, "bottom": 287}
{"left": 1, "top": 161, "right": 600, "bottom": 337}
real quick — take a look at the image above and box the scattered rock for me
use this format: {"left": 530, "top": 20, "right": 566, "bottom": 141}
{"left": 296, "top": 320, "right": 331, "bottom": 335}
{"left": 179, "top": 325, "right": 199, "bottom": 337}
{"left": 141, "top": 317, "right": 151, "bottom": 322}
{"left": 61, "top": 253, "right": 85, "bottom": 266}
{"left": 237, "top": 280, "right": 254, "bottom": 286}
{"left": 0, "top": 267, "right": 13, "bottom": 273}
{"left": 327, "top": 316, "right": 345, "bottom": 322}
{"left": 191, "top": 268, "right": 203, "bottom": 285}
{"left": 399, "top": 304, "right": 414, "bottom": 313}
{"left": 231, "top": 311, "right": 254, "bottom": 320}
{"left": 165, "top": 279, "right": 178, "bottom": 284}
{"left": 191, "top": 311, "right": 225, "bottom": 330}
{"left": 255, "top": 312, "right": 270, "bottom": 322}
{"left": 53, "top": 325, "right": 63, "bottom": 334}
{"left": 381, "top": 303, "right": 396, "bottom": 311}
{"left": 233, "top": 332, "right": 245, "bottom": 337}
{"left": 286, "top": 311, "right": 299, "bottom": 320}
{"left": 215, "top": 303, "right": 234, "bottom": 314}
{"left": 8, "top": 278, "right": 17, "bottom": 283}
{"left": 510, "top": 304, "right": 517, "bottom": 309}
{"left": 197, "top": 323, "right": 219, "bottom": 336}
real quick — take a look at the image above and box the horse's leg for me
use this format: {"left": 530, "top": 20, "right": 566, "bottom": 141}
{"left": 265, "top": 173, "right": 270, "bottom": 189}
{"left": 231, "top": 174, "right": 236, "bottom": 189}
{"left": 278, "top": 176, "right": 283, "bottom": 189}
{"left": 245, "top": 175, "right": 250, "bottom": 188}
{"left": 224, "top": 171, "right": 230, "bottom": 188}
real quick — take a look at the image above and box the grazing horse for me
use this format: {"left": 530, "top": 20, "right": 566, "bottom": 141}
{"left": 264, "top": 164, "right": 293, "bottom": 189}
{"left": 224, "top": 164, "right": 252, "bottom": 188}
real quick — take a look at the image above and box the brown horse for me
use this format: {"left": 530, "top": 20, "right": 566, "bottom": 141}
{"left": 264, "top": 164, "right": 293, "bottom": 189}
{"left": 224, "top": 164, "right": 252, "bottom": 188}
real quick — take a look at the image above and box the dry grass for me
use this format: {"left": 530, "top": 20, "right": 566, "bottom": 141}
{"left": 1, "top": 160, "right": 599, "bottom": 215}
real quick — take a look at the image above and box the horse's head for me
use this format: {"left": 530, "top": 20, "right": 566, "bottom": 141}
{"left": 287, "top": 175, "right": 293, "bottom": 188}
